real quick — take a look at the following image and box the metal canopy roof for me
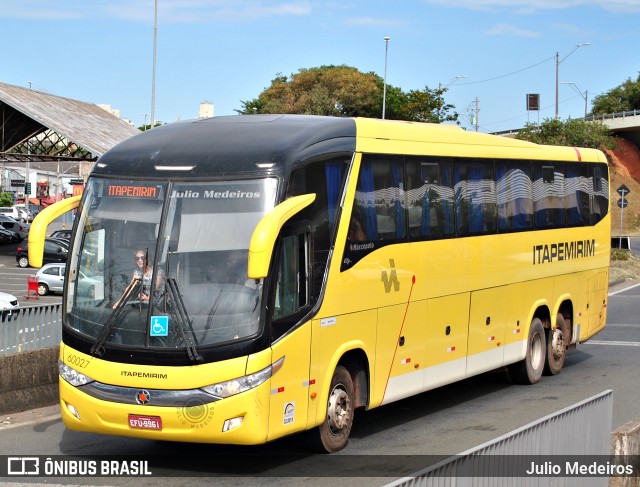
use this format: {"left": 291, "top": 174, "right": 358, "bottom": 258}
{"left": 0, "top": 81, "right": 140, "bottom": 170}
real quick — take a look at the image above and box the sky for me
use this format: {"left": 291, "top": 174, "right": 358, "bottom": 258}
{"left": 1, "top": 0, "right": 639, "bottom": 134}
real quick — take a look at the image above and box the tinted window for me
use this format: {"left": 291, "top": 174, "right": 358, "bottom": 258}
{"left": 496, "top": 161, "right": 533, "bottom": 232}
{"left": 353, "top": 155, "right": 406, "bottom": 242}
{"left": 405, "top": 158, "right": 454, "bottom": 239}
{"left": 533, "top": 163, "right": 565, "bottom": 228}
{"left": 454, "top": 160, "right": 496, "bottom": 236}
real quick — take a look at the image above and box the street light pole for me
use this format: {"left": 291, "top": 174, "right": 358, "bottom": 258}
{"left": 439, "top": 75, "right": 468, "bottom": 90}
{"left": 555, "top": 43, "right": 590, "bottom": 119}
{"left": 561, "top": 82, "right": 588, "bottom": 117}
{"left": 382, "top": 36, "right": 390, "bottom": 119}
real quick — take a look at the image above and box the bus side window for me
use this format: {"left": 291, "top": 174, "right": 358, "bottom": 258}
{"left": 454, "top": 160, "right": 496, "bottom": 236}
{"left": 272, "top": 232, "right": 309, "bottom": 323}
{"left": 356, "top": 155, "right": 405, "bottom": 241}
{"left": 496, "top": 160, "right": 533, "bottom": 232}
{"left": 565, "top": 164, "right": 591, "bottom": 226}
{"left": 405, "top": 158, "right": 454, "bottom": 240}
{"left": 591, "top": 164, "right": 609, "bottom": 224}
{"left": 534, "top": 163, "right": 566, "bottom": 229}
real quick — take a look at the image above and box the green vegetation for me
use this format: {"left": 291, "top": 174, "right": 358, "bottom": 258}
{"left": 591, "top": 73, "right": 640, "bottom": 115}
{"left": 236, "top": 65, "right": 458, "bottom": 124}
{"left": 0, "top": 192, "right": 13, "bottom": 207}
{"left": 515, "top": 118, "right": 618, "bottom": 150}
{"left": 611, "top": 249, "right": 630, "bottom": 261}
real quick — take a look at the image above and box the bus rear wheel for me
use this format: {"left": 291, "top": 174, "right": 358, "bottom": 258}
{"left": 308, "top": 365, "right": 354, "bottom": 453}
{"left": 509, "top": 318, "right": 545, "bottom": 385}
{"left": 544, "top": 314, "right": 567, "bottom": 376}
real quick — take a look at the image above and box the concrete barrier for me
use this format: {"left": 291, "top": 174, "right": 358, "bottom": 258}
{"left": 0, "top": 346, "right": 59, "bottom": 415}
{"left": 610, "top": 419, "right": 640, "bottom": 487}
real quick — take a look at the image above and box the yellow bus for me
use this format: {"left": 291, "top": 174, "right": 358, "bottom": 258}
{"left": 30, "top": 115, "right": 610, "bottom": 453}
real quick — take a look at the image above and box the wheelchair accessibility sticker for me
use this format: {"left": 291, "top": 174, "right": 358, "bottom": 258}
{"left": 150, "top": 316, "right": 169, "bottom": 336}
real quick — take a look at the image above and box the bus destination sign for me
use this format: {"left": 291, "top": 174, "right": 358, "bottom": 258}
{"left": 106, "top": 184, "right": 162, "bottom": 199}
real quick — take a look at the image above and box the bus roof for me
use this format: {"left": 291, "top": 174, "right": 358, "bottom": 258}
{"left": 93, "top": 115, "right": 357, "bottom": 178}
{"left": 93, "top": 115, "right": 606, "bottom": 180}
{"left": 353, "top": 117, "right": 607, "bottom": 163}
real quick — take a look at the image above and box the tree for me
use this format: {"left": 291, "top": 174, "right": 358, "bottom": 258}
{"left": 591, "top": 74, "right": 640, "bottom": 115}
{"left": 515, "top": 118, "right": 617, "bottom": 150}
{"left": 137, "top": 121, "right": 164, "bottom": 131}
{"left": 0, "top": 193, "right": 13, "bottom": 207}
{"left": 394, "top": 86, "right": 458, "bottom": 123}
{"left": 237, "top": 65, "right": 458, "bottom": 123}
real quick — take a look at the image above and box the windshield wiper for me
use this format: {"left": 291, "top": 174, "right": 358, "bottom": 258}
{"left": 90, "top": 277, "right": 142, "bottom": 357}
{"left": 165, "top": 277, "right": 202, "bottom": 362}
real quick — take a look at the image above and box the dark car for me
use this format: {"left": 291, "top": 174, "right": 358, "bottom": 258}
{"left": 16, "top": 238, "right": 69, "bottom": 268}
{"left": 49, "top": 229, "right": 72, "bottom": 240}
{"left": 0, "top": 227, "right": 20, "bottom": 243}
{"left": 0, "top": 216, "right": 28, "bottom": 241}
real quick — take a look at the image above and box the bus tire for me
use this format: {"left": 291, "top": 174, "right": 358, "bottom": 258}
{"left": 308, "top": 365, "right": 354, "bottom": 453}
{"left": 544, "top": 314, "right": 567, "bottom": 376}
{"left": 509, "top": 318, "right": 545, "bottom": 385}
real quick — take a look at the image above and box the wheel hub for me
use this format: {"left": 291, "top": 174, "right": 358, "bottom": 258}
{"left": 551, "top": 328, "right": 565, "bottom": 360}
{"left": 327, "top": 385, "right": 351, "bottom": 435}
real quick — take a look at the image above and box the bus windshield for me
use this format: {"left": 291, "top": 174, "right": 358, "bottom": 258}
{"left": 65, "top": 177, "right": 278, "bottom": 356}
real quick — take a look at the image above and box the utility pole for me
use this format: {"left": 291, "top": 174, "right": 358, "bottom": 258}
{"left": 474, "top": 97, "right": 479, "bottom": 132}
{"left": 468, "top": 98, "right": 480, "bottom": 132}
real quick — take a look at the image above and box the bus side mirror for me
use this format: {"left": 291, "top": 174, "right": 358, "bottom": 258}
{"left": 28, "top": 195, "right": 81, "bottom": 268}
{"left": 247, "top": 193, "right": 316, "bottom": 279}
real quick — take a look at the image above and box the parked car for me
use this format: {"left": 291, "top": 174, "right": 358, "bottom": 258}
{"left": 49, "top": 229, "right": 72, "bottom": 240}
{"left": 0, "top": 216, "right": 29, "bottom": 240}
{"left": 0, "top": 207, "right": 21, "bottom": 220}
{"left": 0, "top": 227, "right": 19, "bottom": 244}
{"left": 15, "top": 206, "right": 32, "bottom": 223}
{"left": 0, "top": 290, "right": 19, "bottom": 321}
{"left": 16, "top": 238, "right": 68, "bottom": 268}
{"left": 35, "top": 263, "right": 66, "bottom": 295}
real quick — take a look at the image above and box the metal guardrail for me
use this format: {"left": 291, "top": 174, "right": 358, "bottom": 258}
{"left": 0, "top": 303, "right": 62, "bottom": 356}
{"left": 493, "top": 109, "right": 640, "bottom": 136}
{"left": 584, "top": 109, "right": 640, "bottom": 122}
{"left": 384, "top": 390, "right": 613, "bottom": 487}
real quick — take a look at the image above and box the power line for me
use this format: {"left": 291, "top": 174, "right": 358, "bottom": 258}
{"left": 458, "top": 55, "right": 555, "bottom": 85}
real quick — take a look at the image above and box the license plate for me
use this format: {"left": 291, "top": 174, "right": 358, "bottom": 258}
{"left": 128, "top": 414, "right": 162, "bottom": 430}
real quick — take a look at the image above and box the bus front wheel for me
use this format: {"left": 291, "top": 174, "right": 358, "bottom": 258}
{"left": 308, "top": 365, "right": 354, "bottom": 453}
{"left": 544, "top": 314, "right": 567, "bottom": 376}
{"left": 509, "top": 318, "right": 545, "bottom": 385}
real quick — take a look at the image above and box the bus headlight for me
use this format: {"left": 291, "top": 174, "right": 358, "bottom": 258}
{"left": 202, "top": 356, "right": 284, "bottom": 399}
{"left": 59, "top": 360, "right": 95, "bottom": 387}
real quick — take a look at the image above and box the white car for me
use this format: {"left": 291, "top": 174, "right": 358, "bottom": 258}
{"left": 0, "top": 291, "right": 19, "bottom": 322}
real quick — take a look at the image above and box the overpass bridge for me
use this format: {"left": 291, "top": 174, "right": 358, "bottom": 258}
{"left": 585, "top": 109, "right": 640, "bottom": 145}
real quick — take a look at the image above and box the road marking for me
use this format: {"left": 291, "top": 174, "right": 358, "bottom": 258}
{"left": 609, "top": 282, "right": 640, "bottom": 296}
{"left": 586, "top": 340, "right": 640, "bottom": 347}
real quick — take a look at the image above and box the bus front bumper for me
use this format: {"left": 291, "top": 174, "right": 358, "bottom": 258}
{"left": 59, "top": 377, "right": 270, "bottom": 445}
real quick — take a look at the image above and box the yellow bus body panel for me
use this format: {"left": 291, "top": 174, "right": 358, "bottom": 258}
{"left": 28, "top": 195, "right": 81, "bottom": 268}
{"left": 307, "top": 121, "right": 611, "bottom": 411}
{"left": 267, "top": 323, "right": 312, "bottom": 440}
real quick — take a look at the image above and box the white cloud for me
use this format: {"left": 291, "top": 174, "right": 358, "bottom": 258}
{"left": 423, "top": 0, "right": 640, "bottom": 13}
{"left": 0, "top": 0, "right": 313, "bottom": 22}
